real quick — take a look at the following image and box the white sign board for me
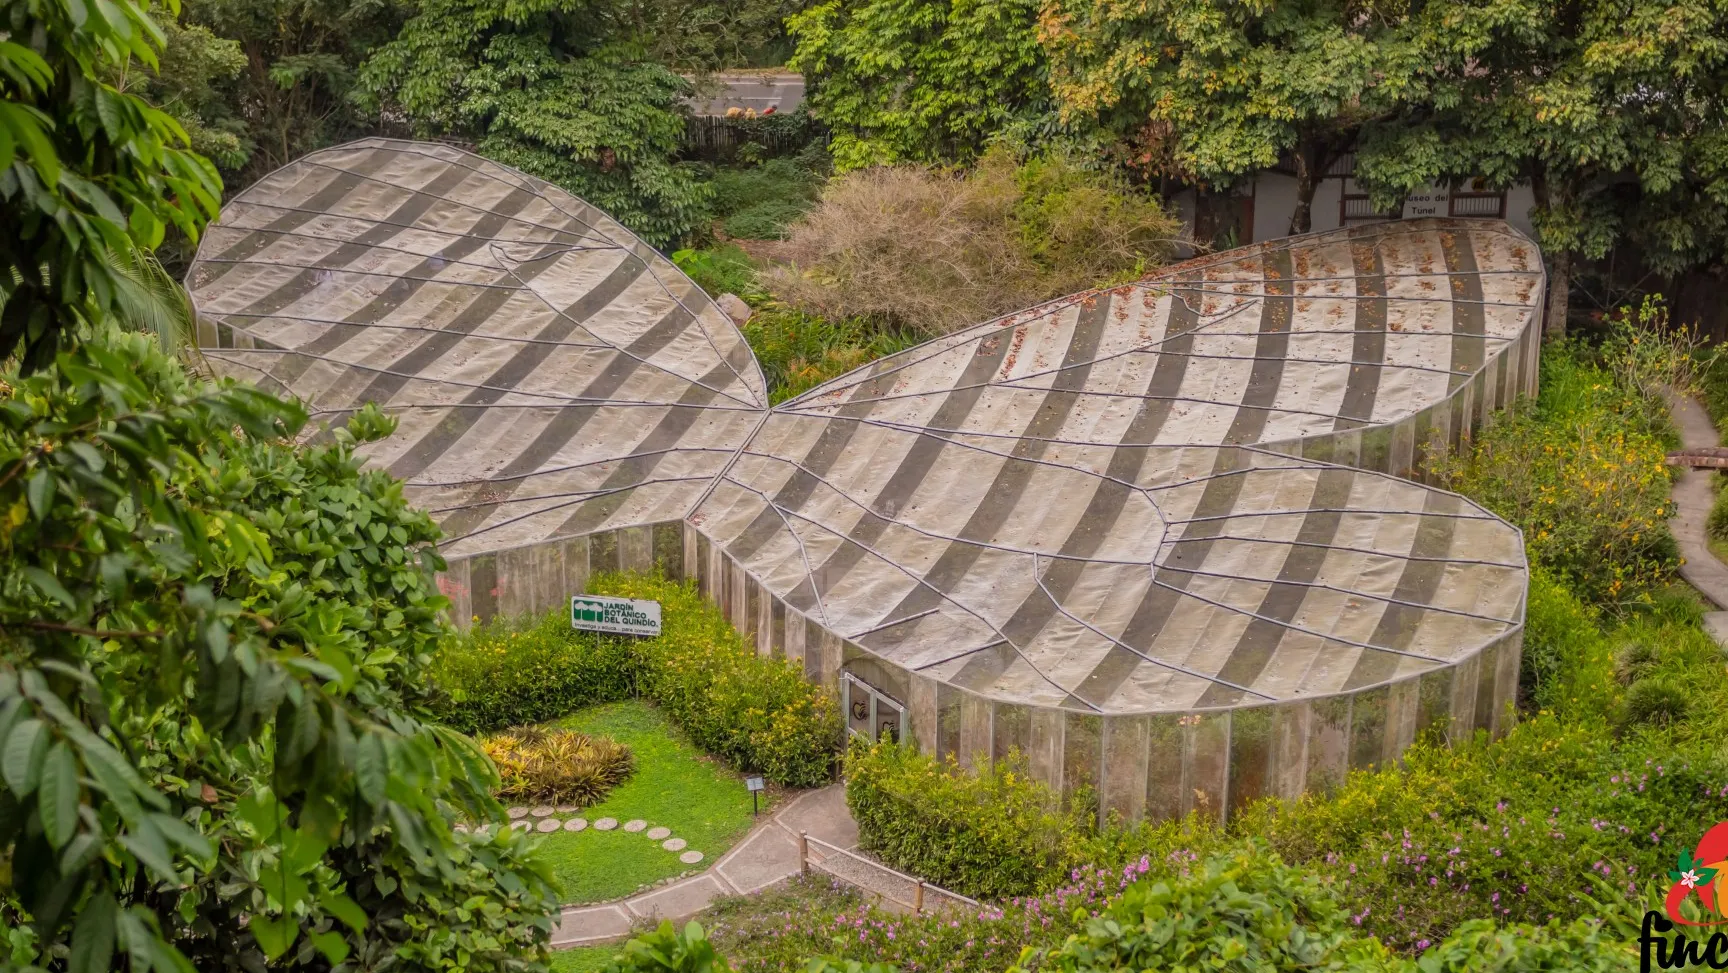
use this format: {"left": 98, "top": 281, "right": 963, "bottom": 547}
{"left": 571, "top": 594, "right": 662, "bottom": 637}
{"left": 1402, "top": 190, "right": 1449, "bottom": 220}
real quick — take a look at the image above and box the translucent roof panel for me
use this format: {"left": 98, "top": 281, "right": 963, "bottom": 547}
{"left": 190, "top": 139, "right": 1537, "bottom": 720}
{"left": 187, "top": 139, "right": 767, "bottom": 560}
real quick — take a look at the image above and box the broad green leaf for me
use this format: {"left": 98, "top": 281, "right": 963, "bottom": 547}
{"left": 310, "top": 930, "right": 350, "bottom": 965}
{"left": 3, "top": 718, "right": 48, "bottom": 795}
{"left": 355, "top": 732, "right": 388, "bottom": 806}
{"left": 69, "top": 891, "right": 116, "bottom": 973}
{"left": 21, "top": 566, "right": 77, "bottom": 609}
{"left": 38, "top": 741, "right": 81, "bottom": 849}
{"left": 248, "top": 915, "right": 295, "bottom": 961}
{"left": 318, "top": 887, "right": 368, "bottom": 934}
{"left": 26, "top": 469, "right": 55, "bottom": 518}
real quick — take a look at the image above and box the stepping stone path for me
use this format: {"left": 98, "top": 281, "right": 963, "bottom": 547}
{"left": 463, "top": 811, "right": 703, "bottom": 866}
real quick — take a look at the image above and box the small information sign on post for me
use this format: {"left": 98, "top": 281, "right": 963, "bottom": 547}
{"left": 570, "top": 594, "right": 662, "bottom": 637}
{"left": 745, "top": 776, "right": 766, "bottom": 816}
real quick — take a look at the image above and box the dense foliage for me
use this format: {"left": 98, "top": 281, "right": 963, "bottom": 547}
{"left": 481, "top": 727, "right": 635, "bottom": 806}
{"left": 843, "top": 740, "right": 1095, "bottom": 899}
{"left": 787, "top": 0, "right": 1050, "bottom": 170}
{"left": 432, "top": 606, "right": 639, "bottom": 733}
{"left": 178, "top": 0, "right": 405, "bottom": 184}
{"left": 434, "top": 575, "right": 840, "bottom": 787}
{"left": 1432, "top": 332, "right": 1680, "bottom": 604}
{"left": 0, "top": 335, "right": 558, "bottom": 971}
{"left": 1040, "top": 0, "right": 1396, "bottom": 233}
{"left": 768, "top": 146, "right": 1176, "bottom": 334}
{"left": 602, "top": 574, "right": 840, "bottom": 788}
{"left": 0, "top": 0, "right": 220, "bottom": 370}
{"left": 635, "top": 849, "right": 1634, "bottom": 973}
{"left": 361, "top": 0, "right": 711, "bottom": 247}
{"left": 1349, "top": 0, "right": 1728, "bottom": 335}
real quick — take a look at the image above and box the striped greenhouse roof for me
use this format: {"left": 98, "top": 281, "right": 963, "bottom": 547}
{"left": 189, "top": 138, "right": 1539, "bottom": 718}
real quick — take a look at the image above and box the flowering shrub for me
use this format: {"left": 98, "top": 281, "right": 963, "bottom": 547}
{"left": 1237, "top": 715, "right": 1728, "bottom": 950}
{"left": 707, "top": 861, "right": 1168, "bottom": 973}
{"left": 480, "top": 727, "right": 634, "bottom": 806}
{"left": 1431, "top": 341, "right": 1678, "bottom": 606}
{"left": 697, "top": 851, "right": 1632, "bottom": 973}
{"left": 432, "top": 607, "right": 639, "bottom": 732}
{"left": 435, "top": 574, "right": 841, "bottom": 787}
{"left": 1017, "top": 846, "right": 1388, "bottom": 973}
{"left": 594, "top": 574, "right": 841, "bottom": 788}
{"left": 843, "top": 739, "right": 1090, "bottom": 898}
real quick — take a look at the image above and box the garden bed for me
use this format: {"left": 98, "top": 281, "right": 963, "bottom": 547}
{"left": 531, "top": 701, "right": 773, "bottom": 904}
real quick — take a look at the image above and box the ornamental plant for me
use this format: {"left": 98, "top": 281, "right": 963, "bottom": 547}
{"left": 1431, "top": 337, "right": 1679, "bottom": 606}
{"left": 482, "top": 727, "right": 635, "bottom": 806}
{"left": 435, "top": 574, "right": 841, "bottom": 788}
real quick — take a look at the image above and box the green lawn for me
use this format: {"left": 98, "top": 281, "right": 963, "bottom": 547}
{"left": 532, "top": 700, "right": 768, "bottom": 904}
{"left": 549, "top": 945, "right": 620, "bottom": 973}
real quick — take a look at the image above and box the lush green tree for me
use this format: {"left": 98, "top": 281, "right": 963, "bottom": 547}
{"left": 0, "top": 0, "right": 221, "bottom": 372}
{"left": 1, "top": 0, "right": 560, "bottom": 968}
{"left": 622, "top": 0, "right": 806, "bottom": 71}
{"left": 361, "top": 0, "right": 711, "bottom": 247}
{"left": 1351, "top": 0, "right": 1728, "bottom": 335}
{"left": 1039, "top": 0, "right": 1409, "bottom": 233}
{"left": 786, "top": 0, "right": 1052, "bottom": 170}
{"left": 0, "top": 336, "right": 559, "bottom": 971}
{"left": 182, "top": 0, "right": 405, "bottom": 187}
{"left": 112, "top": 12, "right": 251, "bottom": 172}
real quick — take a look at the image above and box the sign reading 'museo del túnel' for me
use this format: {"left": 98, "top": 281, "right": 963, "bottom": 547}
{"left": 570, "top": 594, "right": 662, "bottom": 637}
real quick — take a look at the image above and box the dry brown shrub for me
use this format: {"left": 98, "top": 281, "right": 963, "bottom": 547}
{"left": 766, "top": 148, "right": 1179, "bottom": 334}
{"left": 481, "top": 726, "right": 635, "bottom": 807}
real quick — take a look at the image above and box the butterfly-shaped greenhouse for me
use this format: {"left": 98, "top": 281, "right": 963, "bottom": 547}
{"left": 189, "top": 139, "right": 1540, "bottom": 823}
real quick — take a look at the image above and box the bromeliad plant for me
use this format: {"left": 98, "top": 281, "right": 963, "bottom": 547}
{"left": 483, "top": 727, "right": 636, "bottom": 806}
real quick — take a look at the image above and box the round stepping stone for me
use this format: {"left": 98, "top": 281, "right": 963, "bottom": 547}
{"left": 623, "top": 819, "right": 647, "bottom": 833}
{"left": 679, "top": 850, "right": 704, "bottom": 865}
{"left": 646, "top": 826, "right": 671, "bottom": 840}
{"left": 509, "top": 820, "right": 532, "bottom": 831}
{"left": 564, "top": 818, "right": 587, "bottom": 832}
{"left": 530, "top": 806, "right": 555, "bottom": 818}
{"left": 662, "top": 837, "right": 686, "bottom": 852}
{"left": 536, "top": 818, "right": 561, "bottom": 833}
{"left": 507, "top": 807, "right": 529, "bottom": 819}
{"left": 556, "top": 805, "right": 578, "bottom": 814}
{"left": 593, "top": 817, "right": 618, "bottom": 831}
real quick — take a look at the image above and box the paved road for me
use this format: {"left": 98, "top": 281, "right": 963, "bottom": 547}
{"left": 688, "top": 73, "right": 805, "bottom": 117}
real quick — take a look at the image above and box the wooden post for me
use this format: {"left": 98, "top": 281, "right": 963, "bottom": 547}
{"left": 799, "top": 831, "right": 809, "bottom": 877}
{"left": 913, "top": 881, "right": 925, "bottom": 915}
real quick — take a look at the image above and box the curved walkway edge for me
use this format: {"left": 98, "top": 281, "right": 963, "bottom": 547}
{"left": 1667, "top": 395, "right": 1728, "bottom": 646}
{"left": 551, "top": 784, "right": 859, "bottom": 948}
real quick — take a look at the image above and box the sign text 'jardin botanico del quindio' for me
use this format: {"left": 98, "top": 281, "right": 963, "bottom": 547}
{"left": 571, "top": 594, "right": 663, "bottom": 637}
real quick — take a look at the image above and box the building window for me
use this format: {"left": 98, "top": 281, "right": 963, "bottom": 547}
{"left": 1341, "top": 191, "right": 1400, "bottom": 224}
{"left": 1449, "top": 177, "right": 1506, "bottom": 218}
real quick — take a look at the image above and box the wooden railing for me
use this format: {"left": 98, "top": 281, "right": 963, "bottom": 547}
{"left": 797, "top": 832, "right": 981, "bottom": 915}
